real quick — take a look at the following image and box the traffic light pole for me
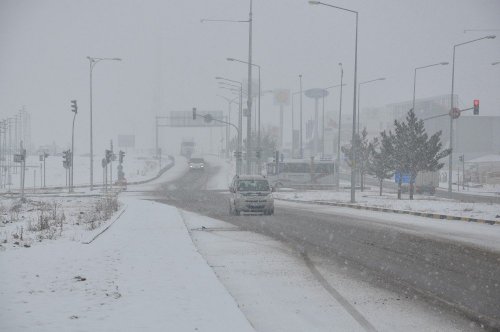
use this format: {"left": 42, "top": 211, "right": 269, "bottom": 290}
{"left": 70, "top": 109, "right": 77, "bottom": 193}
{"left": 196, "top": 113, "right": 242, "bottom": 175}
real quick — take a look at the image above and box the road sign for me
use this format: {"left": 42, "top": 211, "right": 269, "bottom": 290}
{"left": 273, "top": 89, "right": 290, "bottom": 106}
{"left": 305, "top": 88, "right": 329, "bottom": 99}
{"left": 395, "top": 172, "right": 411, "bottom": 184}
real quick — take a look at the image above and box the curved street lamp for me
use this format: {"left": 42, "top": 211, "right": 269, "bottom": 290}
{"left": 87, "top": 56, "right": 121, "bottom": 191}
{"left": 227, "top": 57, "right": 263, "bottom": 171}
{"left": 412, "top": 62, "right": 448, "bottom": 112}
{"left": 216, "top": 77, "right": 244, "bottom": 174}
{"left": 448, "top": 35, "right": 496, "bottom": 196}
{"left": 357, "top": 77, "right": 385, "bottom": 134}
{"left": 309, "top": 0, "right": 359, "bottom": 203}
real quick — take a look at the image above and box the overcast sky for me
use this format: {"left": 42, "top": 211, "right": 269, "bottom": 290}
{"left": 1, "top": 0, "right": 499, "bottom": 155}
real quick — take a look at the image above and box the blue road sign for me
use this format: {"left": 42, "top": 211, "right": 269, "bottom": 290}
{"left": 395, "top": 172, "right": 411, "bottom": 184}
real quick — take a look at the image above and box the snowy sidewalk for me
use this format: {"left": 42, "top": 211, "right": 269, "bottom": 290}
{"left": 0, "top": 198, "right": 254, "bottom": 332}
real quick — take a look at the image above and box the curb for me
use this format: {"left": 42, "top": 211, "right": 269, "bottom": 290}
{"left": 82, "top": 205, "right": 128, "bottom": 244}
{"left": 127, "top": 156, "right": 176, "bottom": 186}
{"left": 277, "top": 198, "right": 500, "bottom": 225}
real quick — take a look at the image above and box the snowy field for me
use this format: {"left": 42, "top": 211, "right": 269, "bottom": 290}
{"left": 274, "top": 188, "right": 500, "bottom": 222}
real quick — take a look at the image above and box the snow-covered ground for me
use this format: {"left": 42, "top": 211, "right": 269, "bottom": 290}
{"left": 0, "top": 198, "right": 253, "bottom": 331}
{"left": 274, "top": 188, "right": 500, "bottom": 221}
{"left": 0, "top": 155, "right": 492, "bottom": 331}
{"left": 438, "top": 181, "right": 500, "bottom": 196}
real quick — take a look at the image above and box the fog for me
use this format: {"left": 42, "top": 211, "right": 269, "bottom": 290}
{"left": 1, "top": 0, "right": 499, "bottom": 155}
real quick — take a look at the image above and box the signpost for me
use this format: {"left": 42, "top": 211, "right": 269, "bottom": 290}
{"left": 394, "top": 171, "right": 411, "bottom": 184}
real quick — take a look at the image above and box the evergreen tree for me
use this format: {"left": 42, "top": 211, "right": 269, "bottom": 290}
{"left": 367, "top": 135, "right": 394, "bottom": 196}
{"left": 389, "top": 109, "right": 450, "bottom": 200}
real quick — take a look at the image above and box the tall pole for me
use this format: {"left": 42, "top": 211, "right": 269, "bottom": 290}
{"left": 337, "top": 63, "right": 344, "bottom": 189}
{"left": 299, "top": 74, "right": 303, "bottom": 158}
{"left": 413, "top": 62, "right": 448, "bottom": 112}
{"left": 322, "top": 94, "right": 325, "bottom": 158}
{"left": 155, "top": 116, "right": 159, "bottom": 159}
{"left": 351, "top": 12, "right": 358, "bottom": 203}
{"left": 309, "top": 1, "right": 359, "bottom": 203}
{"left": 257, "top": 65, "right": 262, "bottom": 173}
{"left": 87, "top": 56, "right": 121, "bottom": 191}
{"left": 449, "top": 45, "right": 457, "bottom": 196}
{"left": 110, "top": 140, "right": 113, "bottom": 191}
{"left": 71, "top": 110, "right": 77, "bottom": 193}
{"left": 412, "top": 67, "right": 418, "bottom": 111}
{"left": 246, "top": 0, "right": 253, "bottom": 174}
{"left": 43, "top": 155, "right": 46, "bottom": 188}
{"left": 356, "top": 82, "right": 361, "bottom": 134}
{"left": 357, "top": 78, "right": 385, "bottom": 135}
{"left": 313, "top": 97, "right": 319, "bottom": 156}
{"left": 238, "top": 86, "right": 243, "bottom": 175}
{"left": 89, "top": 60, "right": 94, "bottom": 190}
{"left": 279, "top": 104, "right": 284, "bottom": 150}
{"left": 449, "top": 35, "right": 495, "bottom": 196}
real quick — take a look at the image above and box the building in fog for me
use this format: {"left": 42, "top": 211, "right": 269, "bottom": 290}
{"left": 360, "top": 94, "right": 500, "bottom": 163}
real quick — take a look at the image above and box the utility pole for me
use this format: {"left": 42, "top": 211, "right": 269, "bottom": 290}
{"left": 110, "top": 140, "right": 114, "bottom": 190}
{"left": 70, "top": 100, "right": 78, "bottom": 192}
{"left": 245, "top": 0, "right": 253, "bottom": 174}
{"left": 299, "top": 74, "right": 303, "bottom": 158}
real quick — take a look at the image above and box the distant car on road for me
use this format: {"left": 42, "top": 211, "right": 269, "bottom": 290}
{"left": 188, "top": 157, "right": 205, "bottom": 170}
{"left": 229, "top": 175, "right": 274, "bottom": 215}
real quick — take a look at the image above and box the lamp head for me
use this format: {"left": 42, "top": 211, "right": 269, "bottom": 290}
{"left": 227, "top": 58, "right": 235, "bottom": 61}
{"left": 486, "top": 35, "right": 496, "bottom": 39}
{"left": 308, "top": 1, "right": 321, "bottom": 5}
{"left": 440, "top": 62, "right": 449, "bottom": 65}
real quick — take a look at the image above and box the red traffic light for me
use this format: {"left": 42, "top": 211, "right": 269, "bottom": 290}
{"left": 473, "top": 99, "right": 479, "bottom": 115}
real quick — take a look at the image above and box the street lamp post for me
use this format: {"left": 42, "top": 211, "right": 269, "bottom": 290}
{"left": 299, "top": 74, "right": 303, "bottom": 158}
{"left": 448, "top": 35, "right": 496, "bottom": 196}
{"left": 217, "top": 94, "right": 239, "bottom": 159}
{"left": 310, "top": 0, "right": 359, "bottom": 203}
{"left": 412, "top": 62, "right": 448, "bottom": 112}
{"left": 357, "top": 77, "right": 385, "bottom": 134}
{"left": 227, "top": 57, "right": 262, "bottom": 172}
{"left": 202, "top": 1, "right": 253, "bottom": 173}
{"left": 87, "top": 56, "right": 121, "bottom": 191}
{"left": 245, "top": 0, "right": 254, "bottom": 174}
{"left": 337, "top": 63, "right": 344, "bottom": 189}
{"left": 291, "top": 91, "right": 302, "bottom": 158}
{"left": 216, "top": 77, "right": 244, "bottom": 174}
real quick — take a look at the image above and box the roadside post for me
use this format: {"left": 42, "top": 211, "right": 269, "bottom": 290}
{"left": 102, "top": 157, "right": 107, "bottom": 192}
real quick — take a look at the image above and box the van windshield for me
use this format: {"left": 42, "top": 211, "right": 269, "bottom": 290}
{"left": 237, "top": 180, "right": 270, "bottom": 192}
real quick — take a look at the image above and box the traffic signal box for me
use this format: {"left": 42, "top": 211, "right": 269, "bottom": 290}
{"left": 71, "top": 100, "right": 78, "bottom": 113}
